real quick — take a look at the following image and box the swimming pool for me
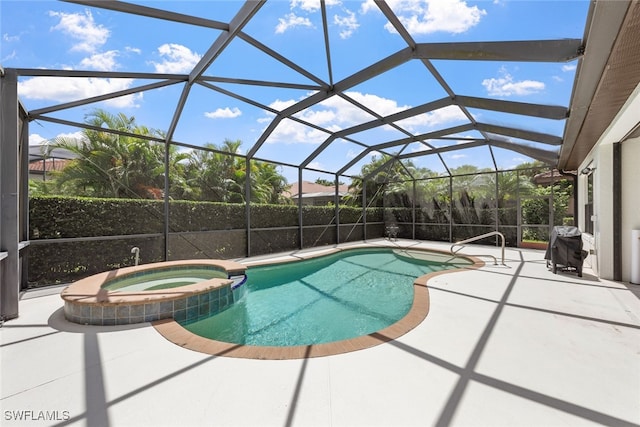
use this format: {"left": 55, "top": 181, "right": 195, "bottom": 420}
{"left": 179, "top": 247, "right": 472, "bottom": 347}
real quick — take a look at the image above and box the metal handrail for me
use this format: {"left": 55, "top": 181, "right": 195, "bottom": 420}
{"left": 450, "top": 231, "right": 506, "bottom": 266}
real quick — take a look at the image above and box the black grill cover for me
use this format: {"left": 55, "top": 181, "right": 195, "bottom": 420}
{"left": 545, "top": 226, "right": 587, "bottom": 276}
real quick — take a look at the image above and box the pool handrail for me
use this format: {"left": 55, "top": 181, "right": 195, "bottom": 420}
{"left": 450, "top": 231, "right": 506, "bottom": 266}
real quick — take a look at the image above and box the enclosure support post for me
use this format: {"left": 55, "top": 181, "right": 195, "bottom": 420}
{"left": 495, "top": 171, "right": 500, "bottom": 246}
{"left": 549, "top": 183, "right": 554, "bottom": 239}
{"left": 334, "top": 174, "right": 340, "bottom": 245}
{"left": 163, "top": 137, "right": 170, "bottom": 261}
{"left": 362, "top": 180, "right": 367, "bottom": 240}
{"left": 412, "top": 180, "right": 416, "bottom": 240}
{"left": 0, "top": 68, "right": 20, "bottom": 320}
{"left": 448, "top": 176, "right": 453, "bottom": 243}
{"left": 19, "top": 116, "right": 29, "bottom": 290}
{"left": 517, "top": 170, "right": 522, "bottom": 245}
{"left": 245, "top": 157, "right": 251, "bottom": 257}
{"left": 298, "top": 169, "right": 303, "bottom": 250}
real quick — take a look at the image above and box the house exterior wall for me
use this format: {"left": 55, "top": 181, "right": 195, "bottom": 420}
{"left": 579, "top": 82, "right": 640, "bottom": 282}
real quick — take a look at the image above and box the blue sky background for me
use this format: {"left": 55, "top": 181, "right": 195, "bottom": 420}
{"left": 1, "top": 0, "right": 590, "bottom": 184}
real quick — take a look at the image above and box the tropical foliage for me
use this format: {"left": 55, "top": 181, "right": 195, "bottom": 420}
{"left": 37, "top": 110, "right": 288, "bottom": 204}
{"left": 345, "top": 156, "right": 572, "bottom": 241}
{"left": 31, "top": 109, "right": 571, "bottom": 240}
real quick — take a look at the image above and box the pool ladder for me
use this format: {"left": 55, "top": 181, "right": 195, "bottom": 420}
{"left": 450, "top": 231, "right": 507, "bottom": 266}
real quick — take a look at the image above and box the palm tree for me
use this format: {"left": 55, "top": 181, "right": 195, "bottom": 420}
{"left": 186, "top": 140, "right": 243, "bottom": 202}
{"left": 345, "top": 155, "right": 406, "bottom": 207}
{"left": 185, "top": 139, "right": 288, "bottom": 204}
{"left": 51, "top": 109, "right": 176, "bottom": 199}
{"left": 247, "top": 160, "right": 289, "bottom": 204}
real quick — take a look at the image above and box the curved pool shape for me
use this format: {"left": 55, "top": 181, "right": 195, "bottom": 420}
{"left": 61, "top": 260, "right": 246, "bottom": 326}
{"left": 154, "top": 246, "right": 482, "bottom": 359}
{"left": 184, "top": 248, "right": 439, "bottom": 345}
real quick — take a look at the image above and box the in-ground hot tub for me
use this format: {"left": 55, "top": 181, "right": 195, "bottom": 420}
{"left": 61, "top": 260, "right": 247, "bottom": 326}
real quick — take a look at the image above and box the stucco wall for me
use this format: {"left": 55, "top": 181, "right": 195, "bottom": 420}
{"left": 579, "top": 82, "right": 640, "bottom": 282}
{"left": 621, "top": 136, "right": 640, "bottom": 283}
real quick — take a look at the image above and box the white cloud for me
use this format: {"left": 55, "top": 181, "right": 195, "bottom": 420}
{"left": 125, "top": 46, "right": 142, "bottom": 55}
{"left": 57, "top": 131, "right": 85, "bottom": 141}
{"left": 410, "top": 135, "right": 473, "bottom": 153}
{"left": 291, "top": 0, "right": 341, "bottom": 12}
{"left": 268, "top": 119, "right": 331, "bottom": 144}
{"left": 18, "top": 76, "right": 141, "bottom": 108}
{"left": 347, "top": 148, "right": 380, "bottom": 162}
{"left": 260, "top": 92, "right": 468, "bottom": 144}
{"left": 449, "top": 154, "right": 467, "bottom": 159}
{"left": 307, "top": 161, "right": 323, "bottom": 169}
{"left": 257, "top": 116, "right": 274, "bottom": 124}
{"left": 270, "top": 99, "right": 298, "bottom": 111}
{"left": 49, "top": 10, "right": 109, "bottom": 53}
{"left": 562, "top": 64, "right": 577, "bottom": 72}
{"left": 79, "top": 50, "right": 119, "bottom": 71}
{"left": 205, "top": 107, "right": 242, "bottom": 119}
{"left": 360, "top": 0, "right": 378, "bottom": 14}
{"left": 261, "top": 97, "right": 338, "bottom": 142}
{"left": 17, "top": 12, "right": 142, "bottom": 107}
{"left": 294, "top": 92, "right": 402, "bottom": 129}
{"left": 298, "top": 108, "right": 341, "bottom": 128}
{"left": 151, "top": 44, "right": 201, "bottom": 74}
{"left": 482, "top": 67, "right": 545, "bottom": 97}
{"left": 338, "top": 91, "right": 407, "bottom": 119}
{"left": 29, "top": 134, "right": 48, "bottom": 145}
{"left": 2, "top": 50, "right": 17, "bottom": 62}
{"left": 30, "top": 131, "right": 85, "bottom": 153}
{"left": 334, "top": 10, "right": 359, "bottom": 39}
{"left": 410, "top": 142, "right": 432, "bottom": 153}
{"left": 279, "top": 0, "right": 353, "bottom": 37}
{"left": 346, "top": 149, "right": 359, "bottom": 159}
{"left": 3, "top": 33, "right": 20, "bottom": 42}
{"left": 291, "top": 0, "right": 321, "bottom": 12}
{"left": 395, "top": 105, "right": 467, "bottom": 131}
{"left": 275, "top": 13, "right": 313, "bottom": 34}
{"left": 363, "top": 0, "right": 486, "bottom": 35}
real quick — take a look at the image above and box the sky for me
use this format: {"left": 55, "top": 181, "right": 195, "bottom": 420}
{"left": 1, "top": 0, "right": 591, "bottom": 184}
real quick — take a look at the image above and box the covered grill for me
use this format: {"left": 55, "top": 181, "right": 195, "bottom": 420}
{"left": 545, "top": 226, "right": 588, "bottom": 277}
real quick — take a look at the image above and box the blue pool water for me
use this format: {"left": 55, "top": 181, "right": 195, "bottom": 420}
{"left": 181, "top": 248, "right": 466, "bottom": 346}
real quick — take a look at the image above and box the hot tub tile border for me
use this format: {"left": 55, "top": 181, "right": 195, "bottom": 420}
{"left": 61, "top": 260, "right": 246, "bottom": 326}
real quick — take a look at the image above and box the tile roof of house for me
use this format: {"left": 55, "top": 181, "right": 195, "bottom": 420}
{"left": 28, "top": 158, "right": 71, "bottom": 173}
{"left": 532, "top": 169, "right": 577, "bottom": 185}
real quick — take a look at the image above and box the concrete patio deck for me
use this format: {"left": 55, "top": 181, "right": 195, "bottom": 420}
{"left": 1, "top": 239, "right": 639, "bottom": 426}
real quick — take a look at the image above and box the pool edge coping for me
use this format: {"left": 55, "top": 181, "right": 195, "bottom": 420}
{"left": 60, "top": 259, "right": 247, "bottom": 305}
{"left": 59, "top": 259, "right": 248, "bottom": 326}
{"left": 152, "top": 245, "right": 484, "bottom": 360}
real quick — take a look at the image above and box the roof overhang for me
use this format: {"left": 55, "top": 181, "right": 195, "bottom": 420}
{"left": 560, "top": 0, "right": 640, "bottom": 170}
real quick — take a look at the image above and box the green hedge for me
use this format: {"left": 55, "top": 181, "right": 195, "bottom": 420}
{"left": 171, "top": 201, "right": 246, "bottom": 231}
{"left": 30, "top": 196, "right": 165, "bottom": 238}
{"left": 27, "top": 197, "right": 386, "bottom": 287}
